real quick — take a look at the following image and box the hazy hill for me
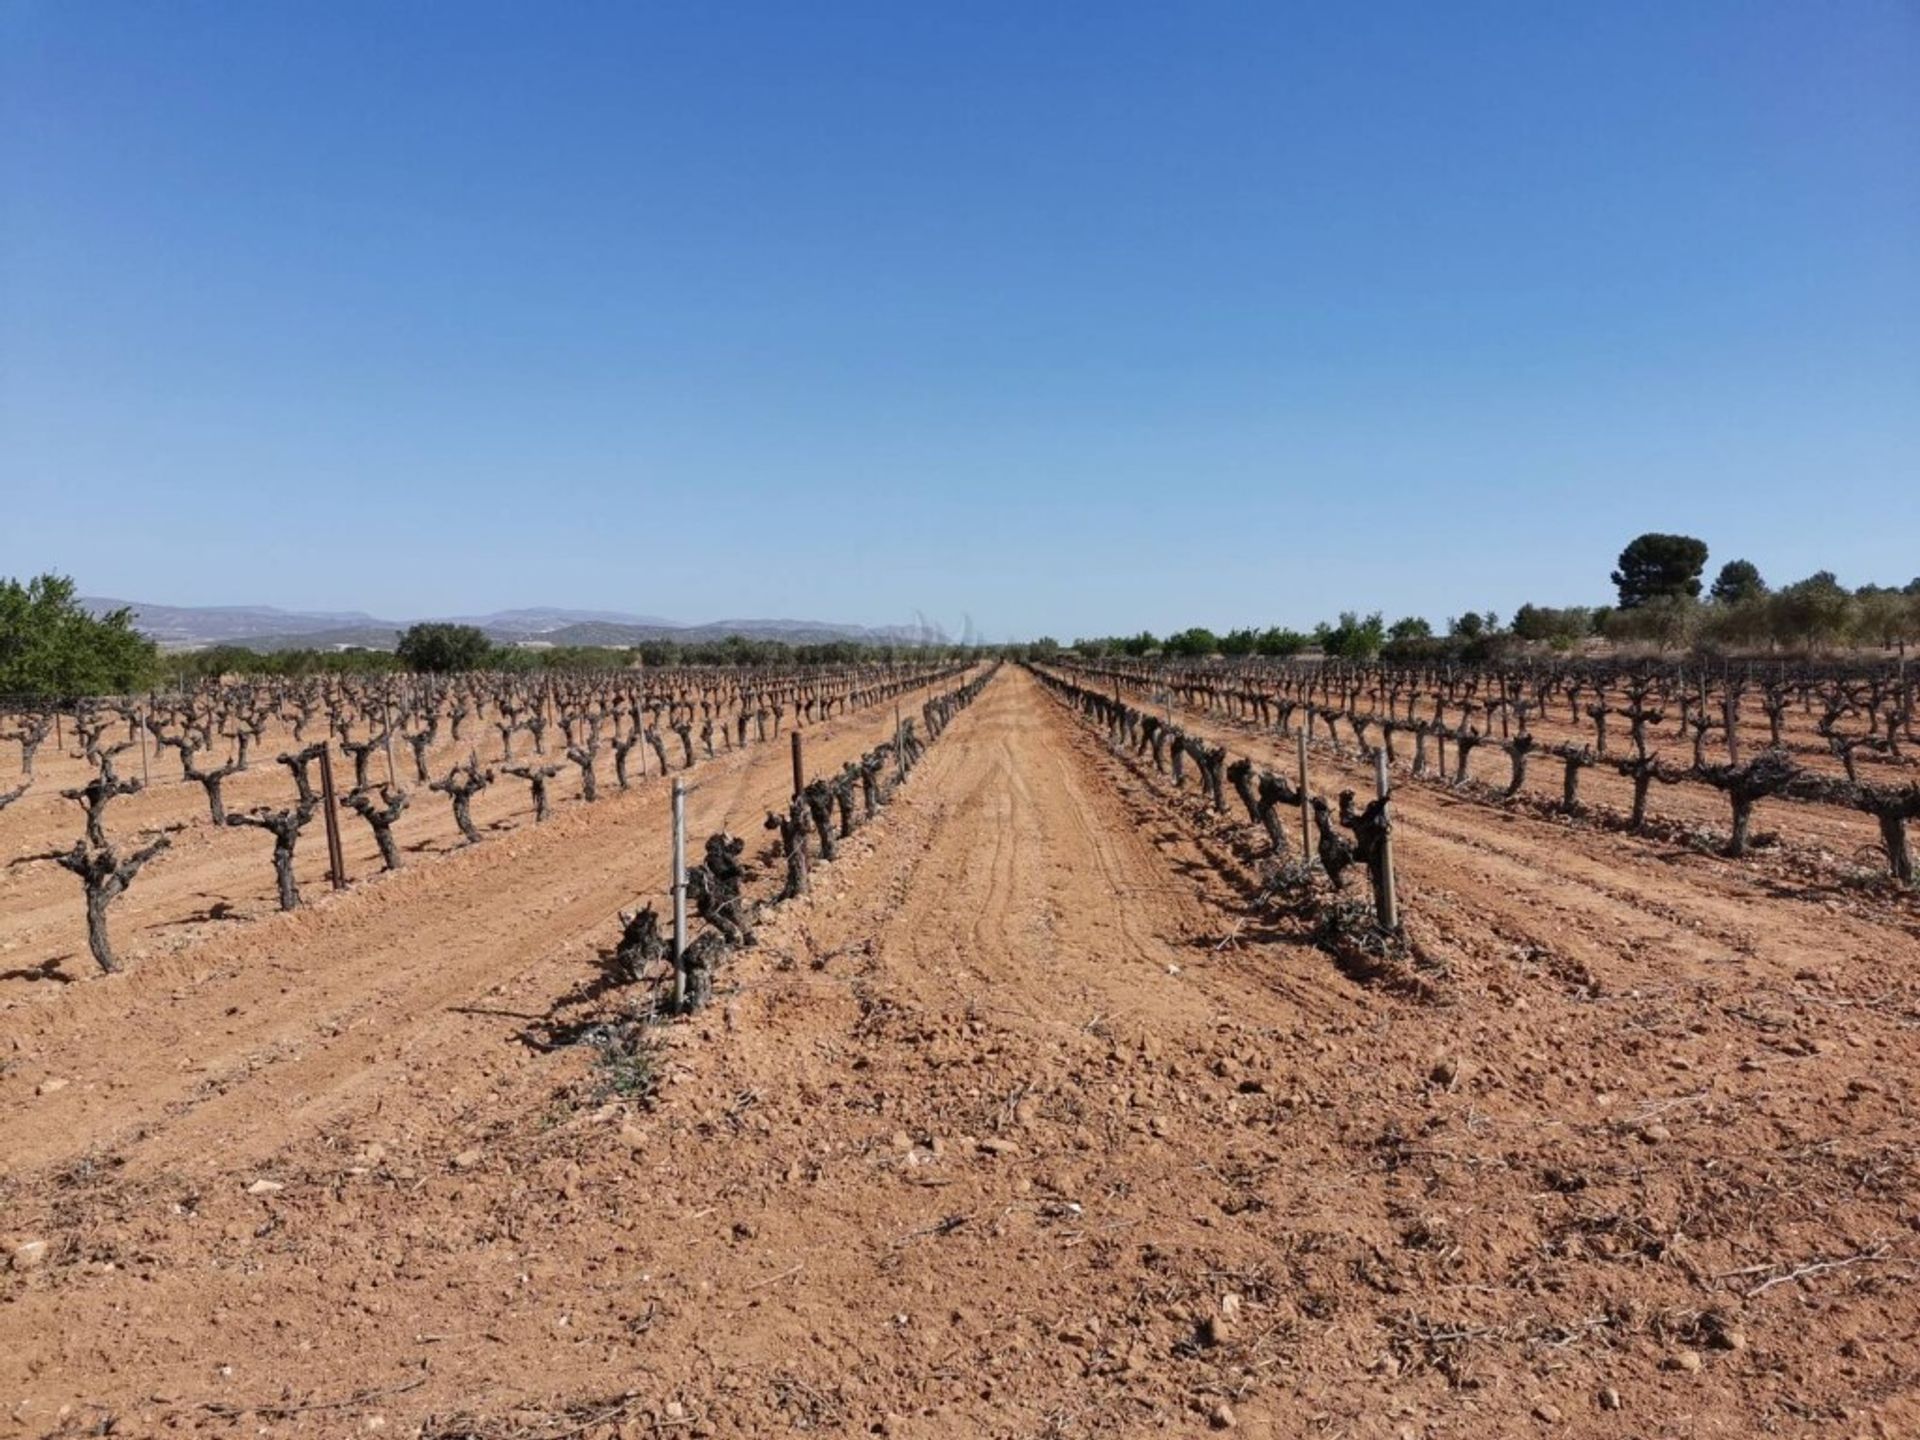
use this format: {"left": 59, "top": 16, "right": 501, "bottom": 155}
{"left": 81, "top": 597, "right": 938, "bottom": 652}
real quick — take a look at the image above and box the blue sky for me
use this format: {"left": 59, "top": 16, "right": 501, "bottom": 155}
{"left": 2, "top": 2, "right": 1915, "bottom": 642}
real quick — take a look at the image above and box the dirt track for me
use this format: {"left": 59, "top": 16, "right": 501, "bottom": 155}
{"left": 3, "top": 668, "right": 1916, "bottom": 1438}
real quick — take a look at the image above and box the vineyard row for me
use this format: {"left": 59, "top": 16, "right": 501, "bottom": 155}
{"left": 1062, "top": 658, "right": 1918, "bottom": 885}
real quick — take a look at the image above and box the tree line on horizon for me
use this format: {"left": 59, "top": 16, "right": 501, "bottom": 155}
{"left": 8, "top": 539, "right": 1919, "bottom": 700}
{"left": 1039, "top": 533, "right": 1920, "bottom": 664}
{"left": 0, "top": 578, "right": 978, "bottom": 699}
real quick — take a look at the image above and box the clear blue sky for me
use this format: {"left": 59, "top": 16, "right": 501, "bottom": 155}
{"left": 3, "top": 2, "right": 1915, "bottom": 641}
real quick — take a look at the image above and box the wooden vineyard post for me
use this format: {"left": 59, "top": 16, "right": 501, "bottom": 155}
{"left": 317, "top": 746, "right": 348, "bottom": 891}
{"left": 791, "top": 729, "right": 805, "bottom": 799}
{"left": 136, "top": 708, "right": 149, "bottom": 788}
{"left": 381, "top": 689, "right": 397, "bottom": 787}
{"left": 895, "top": 700, "right": 905, "bottom": 784}
{"left": 1297, "top": 729, "right": 1313, "bottom": 864}
{"left": 670, "top": 778, "right": 687, "bottom": 1014}
{"left": 1374, "top": 749, "right": 1399, "bottom": 932}
{"left": 1725, "top": 691, "right": 1740, "bottom": 766}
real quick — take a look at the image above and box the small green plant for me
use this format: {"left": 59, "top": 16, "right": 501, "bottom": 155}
{"left": 588, "top": 1016, "right": 664, "bottom": 1103}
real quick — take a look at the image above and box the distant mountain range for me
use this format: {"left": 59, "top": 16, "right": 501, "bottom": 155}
{"left": 80, "top": 598, "right": 941, "bottom": 652}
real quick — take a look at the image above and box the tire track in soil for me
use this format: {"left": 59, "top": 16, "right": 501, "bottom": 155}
{"left": 0, "top": 667, "right": 1353, "bottom": 1437}
{"left": 559, "top": 666, "right": 1348, "bottom": 1435}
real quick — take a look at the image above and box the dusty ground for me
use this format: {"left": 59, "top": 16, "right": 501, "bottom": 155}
{"left": 3, "top": 667, "right": 1916, "bottom": 1438}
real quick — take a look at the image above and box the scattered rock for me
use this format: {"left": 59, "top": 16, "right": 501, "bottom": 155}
{"left": 35, "top": 1078, "right": 69, "bottom": 1096}
{"left": 245, "top": 1179, "right": 284, "bottom": 1195}
{"left": 1542, "top": 1166, "right": 1587, "bottom": 1194}
{"left": 1638, "top": 1123, "right": 1671, "bottom": 1145}
{"left": 599, "top": 1121, "right": 637, "bottom": 1159}
{"left": 1598, "top": 1386, "right": 1623, "bottom": 1411}
{"left": 1208, "top": 1400, "right": 1236, "bottom": 1429}
{"left": 979, "top": 1138, "right": 1020, "bottom": 1157}
{"left": 451, "top": 1148, "right": 483, "bottom": 1171}
{"left": 11, "top": 1239, "right": 49, "bottom": 1271}
{"left": 1533, "top": 1402, "right": 1562, "bottom": 1424}
{"left": 1664, "top": 1349, "right": 1703, "bottom": 1373}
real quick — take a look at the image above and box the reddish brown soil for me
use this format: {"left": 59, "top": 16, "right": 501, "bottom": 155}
{"left": 3, "top": 668, "right": 1915, "bottom": 1438}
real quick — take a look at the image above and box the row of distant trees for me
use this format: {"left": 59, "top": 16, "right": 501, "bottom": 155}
{"left": 168, "top": 624, "right": 966, "bottom": 683}
{"left": 11, "top": 532, "right": 1916, "bottom": 700}
{"left": 385, "top": 623, "right": 958, "bottom": 672}
{"left": 1037, "top": 534, "right": 1920, "bottom": 663}
{"left": 0, "top": 580, "right": 976, "bottom": 699}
